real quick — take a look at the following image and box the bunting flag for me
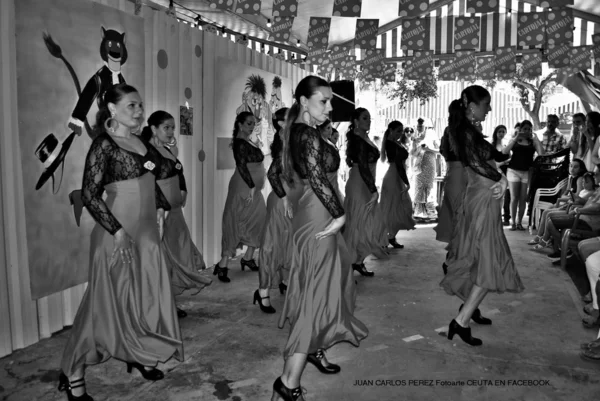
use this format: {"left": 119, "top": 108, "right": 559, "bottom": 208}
{"left": 438, "top": 56, "right": 457, "bottom": 81}
{"left": 382, "top": 63, "right": 398, "bottom": 82}
{"left": 454, "top": 50, "right": 476, "bottom": 80}
{"left": 540, "top": 0, "right": 574, "bottom": 7}
{"left": 362, "top": 48, "right": 386, "bottom": 80}
{"left": 332, "top": 0, "right": 362, "bottom": 17}
{"left": 454, "top": 16, "right": 481, "bottom": 51}
{"left": 466, "top": 0, "right": 499, "bottom": 13}
{"left": 307, "top": 17, "right": 331, "bottom": 49}
{"left": 494, "top": 46, "right": 517, "bottom": 78}
{"left": 324, "top": 45, "right": 351, "bottom": 73}
{"left": 570, "top": 46, "right": 592, "bottom": 72}
{"left": 476, "top": 55, "right": 495, "bottom": 80}
{"left": 547, "top": 42, "right": 572, "bottom": 68}
{"left": 404, "top": 57, "right": 416, "bottom": 79}
{"left": 405, "top": 50, "right": 433, "bottom": 80}
{"left": 270, "top": 17, "right": 294, "bottom": 41}
{"left": 233, "top": 0, "right": 262, "bottom": 14}
{"left": 339, "top": 55, "right": 357, "bottom": 80}
{"left": 355, "top": 19, "right": 379, "bottom": 49}
{"left": 593, "top": 34, "right": 600, "bottom": 69}
{"left": 398, "top": 0, "right": 430, "bottom": 18}
{"left": 517, "top": 12, "right": 546, "bottom": 49}
{"left": 521, "top": 50, "right": 543, "bottom": 79}
{"left": 545, "top": 8, "right": 574, "bottom": 47}
{"left": 207, "top": 0, "right": 230, "bottom": 11}
{"left": 306, "top": 48, "right": 328, "bottom": 67}
{"left": 401, "top": 17, "right": 430, "bottom": 51}
{"left": 272, "top": 0, "right": 299, "bottom": 17}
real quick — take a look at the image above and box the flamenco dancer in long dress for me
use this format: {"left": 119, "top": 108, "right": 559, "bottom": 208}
{"left": 214, "top": 111, "right": 267, "bottom": 282}
{"left": 343, "top": 108, "right": 389, "bottom": 277}
{"left": 255, "top": 107, "right": 292, "bottom": 314}
{"left": 379, "top": 120, "right": 416, "bottom": 248}
{"left": 441, "top": 85, "right": 524, "bottom": 346}
{"left": 141, "top": 111, "right": 212, "bottom": 318}
{"left": 59, "top": 85, "right": 183, "bottom": 401}
{"left": 273, "top": 76, "right": 368, "bottom": 401}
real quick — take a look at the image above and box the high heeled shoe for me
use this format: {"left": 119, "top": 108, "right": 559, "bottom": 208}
{"left": 447, "top": 319, "right": 482, "bottom": 346}
{"left": 271, "top": 377, "right": 305, "bottom": 401}
{"left": 126, "top": 362, "right": 164, "bottom": 381}
{"left": 213, "top": 263, "right": 230, "bottom": 282}
{"left": 352, "top": 263, "right": 374, "bottom": 277}
{"left": 177, "top": 308, "right": 187, "bottom": 318}
{"left": 459, "top": 304, "right": 492, "bottom": 325}
{"left": 253, "top": 289, "right": 276, "bottom": 314}
{"left": 58, "top": 372, "right": 94, "bottom": 401}
{"left": 388, "top": 238, "right": 404, "bottom": 249}
{"left": 442, "top": 262, "right": 448, "bottom": 275}
{"left": 241, "top": 258, "right": 259, "bottom": 271}
{"left": 279, "top": 282, "right": 287, "bottom": 295}
{"left": 306, "top": 349, "right": 341, "bottom": 374}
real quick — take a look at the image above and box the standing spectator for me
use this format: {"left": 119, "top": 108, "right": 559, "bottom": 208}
{"left": 492, "top": 125, "right": 510, "bottom": 225}
{"left": 538, "top": 114, "right": 567, "bottom": 154}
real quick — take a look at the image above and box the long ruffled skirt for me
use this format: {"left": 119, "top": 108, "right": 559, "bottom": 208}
{"left": 61, "top": 173, "right": 183, "bottom": 376}
{"left": 379, "top": 163, "right": 416, "bottom": 235}
{"left": 434, "top": 162, "right": 467, "bottom": 243}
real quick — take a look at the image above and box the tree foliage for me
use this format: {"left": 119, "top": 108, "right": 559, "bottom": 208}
{"left": 357, "top": 69, "right": 439, "bottom": 109}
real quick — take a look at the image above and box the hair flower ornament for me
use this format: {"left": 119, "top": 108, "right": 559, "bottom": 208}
{"left": 144, "top": 161, "right": 156, "bottom": 171}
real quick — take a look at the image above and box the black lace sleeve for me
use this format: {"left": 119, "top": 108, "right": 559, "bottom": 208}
{"left": 357, "top": 139, "right": 377, "bottom": 193}
{"left": 394, "top": 144, "right": 410, "bottom": 186}
{"left": 233, "top": 139, "right": 255, "bottom": 188}
{"left": 267, "top": 156, "right": 286, "bottom": 198}
{"left": 81, "top": 136, "right": 123, "bottom": 235}
{"left": 300, "top": 128, "right": 344, "bottom": 218}
{"left": 465, "top": 139, "right": 503, "bottom": 182}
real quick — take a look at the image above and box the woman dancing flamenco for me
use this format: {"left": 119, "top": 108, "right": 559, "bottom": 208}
{"left": 273, "top": 76, "right": 368, "bottom": 400}
{"left": 441, "top": 85, "right": 525, "bottom": 346}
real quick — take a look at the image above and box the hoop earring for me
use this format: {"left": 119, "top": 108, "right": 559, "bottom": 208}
{"left": 302, "top": 106, "right": 312, "bottom": 125}
{"left": 104, "top": 112, "right": 119, "bottom": 133}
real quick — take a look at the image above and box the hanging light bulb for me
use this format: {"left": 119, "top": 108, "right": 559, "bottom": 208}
{"left": 296, "top": 39, "right": 301, "bottom": 47}
{"left": 267, "top": 19, "right": 272, "bottom": 28}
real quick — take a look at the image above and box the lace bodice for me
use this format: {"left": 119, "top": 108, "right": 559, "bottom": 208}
{"left": 158, "top": 147, "right": 187, "bottom": 192}
{"left": 385, "top": 141, "right": 410, "bottom": 186}
{"left": 346, "top": 133, "right": 380, "bottom": 193}
{"left": 440, "top": 128, "right": 459, "bottom": 162}
{"left": 322, "top": 138, "right": 341, "bottom": 172}
{"left": 290, "top": 123, "right": 344, "bottom": 218}
{"left": 233, "top": 138, "right": 265, "bottom": 188}
{"left": 81, "top": 133, "right": 171, "bottom": 235}
{"left": 465, "top": 136, "right": 503, "bottom": 182}
{"left": 267, "top": 154, "right": 286, "bottom": 198}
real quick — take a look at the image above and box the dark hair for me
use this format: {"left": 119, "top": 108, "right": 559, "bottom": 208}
{"left": 587, "top": 111, "right": 600, "bottom": 140}
{"left": 318, "top": 119, "right": 332, "bottom": 135}
{"left": 281, "top": 75, "right": 330, "bottom": 184}
{"left": 521, "top": 120, "right": 533, "bottom": 129}
{"left": 345, "top": 108, "right": 369, "bottom": 167}
{"left": 270, "top": 107, "right": 289, "bottom": 158}
{"left": 448, "top": 85, "right": 491, "bottom": 165}
{"left": 582, "top": 171, "right": 596, "bottom": 188}
{"left": 514, "top": 122, "right": 521, "bottom": 129}
{"left": 141, "top": 110, "right": 174, "bottom": 142}
{"left": 231, "top": 111, "right": 254, "bottom": 147}
{"left": 381, "top": 120, "right": 403, "bottom": 163}
{"left": 93, "top": 83, "right": 139, "bottom": 137}
{"left": 571, "top": 158, "right": 587, "bottom": 178}
{"left": 491, "top": 125, "right": 507, "bottom": 148}
{"left": 417, "top": 118, "right": 424, "bottom": 124}
{"left": 573, "top": 112, "right": 586, "bottom": 121}
{"left": 547, "top": 114, "right": 559, "bottom": 121}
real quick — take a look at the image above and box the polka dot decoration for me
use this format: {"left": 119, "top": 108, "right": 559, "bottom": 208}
{"left": 354, "top": 19, "right": 379, "bottom": 50}
{"left": 332, "top": 0, "right": 362, "bottom": 17}
{"left": 272, "top": 0, "right": 299, "bottom": 17}
{"left": 195, "top": 45, "right": 202, "bottom": 58}
{"left": 361, "top": 48, "right": 385, "bottom": 78}
{"left": 438, "top": 57, "right": 457, "bottom": 81}
{"left": 406, "top": 50, "right": 433, "bottom": 80}
{"left": 382, "top": 63, "right": 397, "bottom": 83}
{"left": 398, "top": 0, "right": 429, "bottom": 18}
{"left": 545, "top": 8, "right": 573, "bottom": 47}
{"left": 306, "top": 48, "right": 327, "bottom": 66}
{"left": 197, "top": 149, "right": 206, "bottom": 162}
{"left": 454, "top": 50, "right": 476, "bottom": 81}
{"left": 270, "top": 17, "right": 294, "bottom": 42}
{"left": 157, "top": 49, "right": 168, "bottom": 69}
{"left": 540, "top": 0, "right": 574, "bottom": 8}
{"left": 547, "top": 42, "right": 572, "bottom": 68}
{"left": 593, "top": 34, "right": 600, "bottom": 67}
{"left": 521, "top": 51, "right": 543, "bottom": 79}
{"left": 184, "top": 87, "right": 192, "bottom": 99}
{"left": 328, "top": 45, "right": 351, "bottom": 73}
{"left": 400, "top": 18, "right": 430, "bottom": 51}
{"left": 517, "top": 12, "right": 546, "bottom": 49}
{"left": 570, "top": 46, "right": 592, "bottom": 73}
{"left": 207, "top": 0, "right": 232, "bottom": 11}
{"left": 493, "top": 46, "right": 516, "bottom": 75}
{"left": 476, "top": 55, "right": 495, "bottom": 80}
{"left": 465, "top": 0, "right": 499, "bottom": 14}
{"left": 454, "top": 16, "right": 481, "bottom": 51}
{"left": 307, "top": 17, "right": 331, "bottom": 50}
{"left": 234, "top": 0, "right": 261, "bottom": 15}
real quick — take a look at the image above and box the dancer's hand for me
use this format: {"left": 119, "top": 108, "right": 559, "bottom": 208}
{"left": 490, "top": 176, "right": 508, "bottom": 199}
{"left": 366, "top": 192, "right": 379, "bottom": 212}
{"left": 157, "top": 209, "right": 165, "bottom": 239}
{"left": 68, "top": 121, "right": 82, "bottom": 136}
{"left": 315, "top": 215, "right": 346, "bottom": 240}
{"left": 181, "top": 190, "right": 187, "bottom": 207}
{"left": 246, "top": 188, "right": 255, "bottom": 205}
{"left": 113, "top": 228, "right": 135, "bottom": 264}
{"left": 283, "top": 196, "right": 293, "bottom": 219}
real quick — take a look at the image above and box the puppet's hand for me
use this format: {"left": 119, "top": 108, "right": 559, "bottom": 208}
{"left": 68, "top": 122, "right": 82, "bottom": 136}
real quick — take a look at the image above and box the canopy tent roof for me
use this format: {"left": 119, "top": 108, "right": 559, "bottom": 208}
{"left": 153, "top": 0, "right": 600, "bottom": 52}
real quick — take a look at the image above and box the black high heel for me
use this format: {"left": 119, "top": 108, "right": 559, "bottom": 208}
{"left": 253, "top": 289, "right": 276, "bottom": 314}
{"left": 241, "top": 258, "right": 259, "bottom": 271}
{"left": 459, "top": 304, "right": 492, "bottom": 325}
{"left": 271, "top": 377, "right": 304, "bottom": 401}
{"left": 279, "top": 282, "right": 287, "bottom": 295}
{"left": 306, "top": 349, "right": 341, "bottom": 374}
{"left": 177, "top": 308, "right": 187, "bottom": 318}
{"left": 213, "top": 263, "right": 230, "bottom": 282}
{"left": 352, "top": 263, "right": 374, "bottom": 277}
{"left": 447, "top": 319, "right": 482, "bottom": 346}
{"left": 58, "top": 372, "right": 94, "bottom": 401}
{"left": 126, "top": 362, "right": 164, "bottom": 381}
{"left": 388, "top": 238, "right": 404, "bottom": 249}
{"left": 442, "top": 262, "right": 448, "bottom": 275}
